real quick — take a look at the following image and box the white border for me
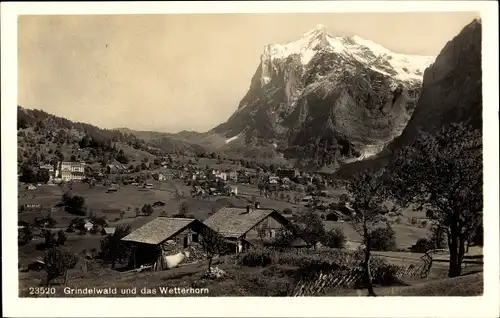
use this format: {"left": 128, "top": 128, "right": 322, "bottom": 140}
{"left": 2, "top": 2, "right": 499, "bottom": 317}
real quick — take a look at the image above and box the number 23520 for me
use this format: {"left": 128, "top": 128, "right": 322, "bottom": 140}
{"left": 29, "top": 287, "right": 56, "bottom": 295}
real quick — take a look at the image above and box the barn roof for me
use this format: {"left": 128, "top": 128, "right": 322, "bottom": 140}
{"left": 203, "top": 207, "right": 288, "bottom": 239}
{"left": 121, "top": 217, "right": 197, "bottom": 245}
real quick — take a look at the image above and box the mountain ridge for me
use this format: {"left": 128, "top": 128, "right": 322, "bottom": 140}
{"left": 210, "top": 24, "right": 436, "bottom": 169}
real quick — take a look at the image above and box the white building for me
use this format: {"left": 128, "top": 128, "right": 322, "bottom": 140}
{"left": 60, "top": 161, "right": 86, "bottom": 182}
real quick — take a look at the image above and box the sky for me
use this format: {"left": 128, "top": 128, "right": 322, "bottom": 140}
{"left": 18, "top": 12, "right": 479, "bottom": 133}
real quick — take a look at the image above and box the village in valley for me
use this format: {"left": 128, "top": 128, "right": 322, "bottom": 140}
{"left": 17, "top": 124, "right": 483, "bottom": 297}
{"left": 15, "top": 13, "right": 485, "bottom": 299}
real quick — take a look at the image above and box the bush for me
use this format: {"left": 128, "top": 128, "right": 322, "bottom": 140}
{"left": 370, "top": 225, "right": 397, "bottom": 251}
{"left": 282, "top": 208, "right": 293, "bottom": 215}
{"left": 239, "top": 248, "right": 273, "bottom": 267}
{"left": 322, "top": 228, "right": 346, "bottom": 249}
{"left": 411, "top": 238, "right": 433, "bottom": 253}
{"left": 56, "top": 230, "right": 67, "bottom": 246}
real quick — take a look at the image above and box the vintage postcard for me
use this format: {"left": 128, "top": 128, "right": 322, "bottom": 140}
{"left": 2, "top": 1, "right": 499, "bottom": 317}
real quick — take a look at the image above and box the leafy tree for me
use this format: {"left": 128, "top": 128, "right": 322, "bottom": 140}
{"left": 347, "top": 170, "right": 387, "bottom": 296}
{"left": 370, "top": 224, "right": 397, "bottom": 251}
{"left": 44, "top": 247, "right": 78, "bottom": 286}
{"left": 54, "top": 149, "right": 64, "bottom": 161}
{"left": 19, "top": 164, "right": 37, "bottom": 183}
{"left": 178, "top": 202, "right": 189, "bottom": 216}
{"left": 387, "top": 123, "right": 482, "bottom": 277}
{"left": 200, "top": 228, "right": 229, "bottom": 270}
{"left": 141, "top": 204, "right": 154, "bottom": 216}
{"left": 100, "top": 225, "right": 132, "bottom": 269}
{"left": 62, "top": 193, "right": 87, "bottom": 216}
{"left": 323, "top": 227, "right": 346, "bottom": 249}
{"left": 56, "top": 230, "right": 67, "bottom": 246}
{"left": 295, "top": 212, "right": 326, "bottom": 249}
{"left": 282, "top": 208, "right": 293, "bottom": 215}
{"left": 37, "top": 169, "right": 51, "bottom": 183}
{"left": 18, "top": 226, "right": 34, "bottom": 246}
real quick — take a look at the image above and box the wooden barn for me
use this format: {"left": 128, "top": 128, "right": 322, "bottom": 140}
{"left": 121, "top": 217, "right": 211, "bottom": 270}
{"left": 203, "top": 205, "right": 297, "bottom": 253}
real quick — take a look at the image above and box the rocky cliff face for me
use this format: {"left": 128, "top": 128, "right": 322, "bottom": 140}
{"left": 212, "top": 25, "right": 435, "bottom": 167}
{"left": 335, "top": 19, "right": 482, "bottom": 178}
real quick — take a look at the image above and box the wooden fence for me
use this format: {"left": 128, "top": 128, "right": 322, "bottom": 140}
{"left": 291, "top": 262, "right": 427, "bottom": 296}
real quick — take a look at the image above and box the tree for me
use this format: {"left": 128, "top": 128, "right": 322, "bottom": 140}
{"left": 18, "top": 226, "right": 34, "bottom": 246}
{"left": 19, "top": 164, "right": 37, "bottom": 183}
{"left": 323, "top": 227, "right": 347, "bottom": 249}
{"left": 63, "top": 193, "right": 87, "bottom": 216}
{"left": 56, "top": 230, "right": 68, "bottom": 246}
{"left": 100, "top": 225, "right": 132, "bottom": 269}
{"left": 347, "top": 170, "right": 387, "bottom": 296}
{"left": 282, "top": 208, "right": 293, "bottom": 215}
{"left": 37, "top": 169, "right": 51, "bottom": 183}
{"left": 44, "top": 247, "right": 78, "bottom": 286}
{"left": 295, "top": 212, "right": 326, "bottom": 249}
{"left": 141, "top": 204, "right": 154, "bottom": 216}
{"left": 387, "top": 123, "right": 482, "bottom": 278}
{"left": 200, "top": 228, "right": 229, "bottom": 270}
{"left": 178, "top": 202, "right": 189, "bottom": 216}
{"left": 370, "top": 224, "right": 397, "bottom": 251}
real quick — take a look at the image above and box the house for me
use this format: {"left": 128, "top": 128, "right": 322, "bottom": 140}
{"left": 227, "top": 170, "right": 238, "bottom": 182}
{"left": 101, "top": 227, "right": 116, "bottom": 236}
{"left": 107, "top": 187, "right": 118, "bottom": 193}
{"left": 268, "top": 176, "right": 279, "bottom": 184}
{"left": 84, "top": 220, "right": 94, "bottom": 232}
{"left": 215, "top": 171, "right": 227, "bottom": 181}
{"left": 121, "top": 217, "right": 212, "bottom": 269}
{"left": 152, "top": 201, "right": 166, "bottom": 208}
{"left": 277, "top": 168, "right": 298, "bottom": 179}
{"left": 39, "top": 164, "right": 55, "bottom": 180}
{"left": 238, "top": 175, "right": 250, "bottom": 184}
{"left": 203, "top": 205, "right": 293, "bottom": 253}
{"left": 153, "top": 172, "right": 166, "bottom": 181}
{"left": 301, "top": 196, "right": 312, "bottom": 204}
{"left": 60, "top": 161, "right": 86, "bottom": 181}
{"left": 229, "top": 186, "right": 238, "bottom": 196}
{"left": 106, "top": 163, "right": 128, "bottom": 174}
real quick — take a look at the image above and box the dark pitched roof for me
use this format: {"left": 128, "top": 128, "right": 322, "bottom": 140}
{"left": 203, "top": 207, "right": 287, "bottom": 238}
{"left": 121, "top": 217, "right": 196, "bottom": 245}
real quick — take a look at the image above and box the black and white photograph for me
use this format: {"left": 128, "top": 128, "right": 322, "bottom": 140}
{"left": 2, "top": 1, "right": 499, "bottom": 317}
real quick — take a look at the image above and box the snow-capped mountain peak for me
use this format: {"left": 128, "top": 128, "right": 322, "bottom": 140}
{"left": 259, "top": 25, "right": 435, "bottom": 87}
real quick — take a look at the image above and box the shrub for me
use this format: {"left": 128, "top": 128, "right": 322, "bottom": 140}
{"left": 18, "top": 226, "right": 34, "bottom": 246}
{"left": 322, "top": 228, "right": 346, "bottom": 249}
{"left": 411, "top": 238, "right": 433, "bottom": 253}
{"left": 370, "top": 225, "right": 397, "bottom": 251}
{"left": 282, "top": 208, "right": 293, "bottom": 215}
{"left": 56, "top": 230, "right": 67, "bottom": 246}
{"left": 239, "top": 248, "right": 273, "bottom": 267}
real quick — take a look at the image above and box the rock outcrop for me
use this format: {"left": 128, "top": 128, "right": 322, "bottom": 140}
{"left": 335, "top": 19, "right": 482, "bottom": 178}
{"left": 212, "top": 25, "right": 435, "bottom": 167}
